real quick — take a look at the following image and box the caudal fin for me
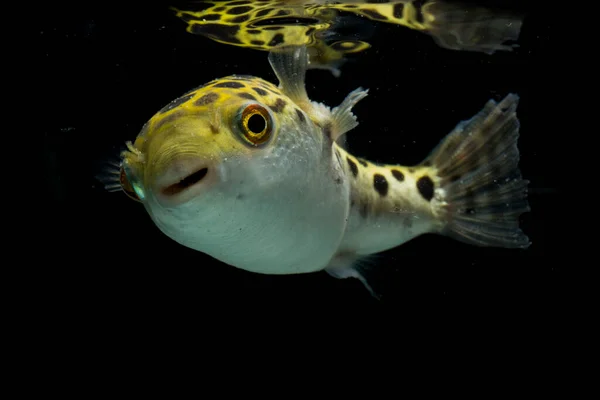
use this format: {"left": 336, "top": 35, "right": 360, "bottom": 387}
{"left": 425, "top": 94, "right": 530, "bottom": 248}
{"left": 421, "top": 1, "right": 523, "bottom": 54}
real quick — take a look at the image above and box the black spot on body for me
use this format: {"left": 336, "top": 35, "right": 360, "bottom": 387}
{"left": 373, "top": 174, "right": 389, "bottom": 196}
{"left": 270, "top": 98, "right": 286, "bottom": 113}
{"left": 212, "top": 6, "right": 226, "bottom": 12}
{"left": 191, "top": 24, "right": 242, "bottom": 44}
{"left": 268, "top": 33, "right": 285, "bottom": 47}
{"left": 413, "top": 0, "right": 426, "bottom": 23}
{"left": 253, "top": 87, "right": 268, "bottom": 96}
{"left": 255, "top": 9, "right": 271, "bottom": 17}
{"left": 360, "top": 9, "right": 388, "bottom": 20}
{"left": 230, "top": 14, "right": 250, "bottom": 23}
{"left": 391, "top": 169, "right": 404, "bottom": 182}
{"left": 335, "top": 177, "right": 343, "bottom": 185}
{"left": 158, "top": 93, "right": 195, "bottom": 114}
{"left": 417, "top": 176, "right": 434, "bottom": 201}
{"left": 423, "top": 161, "right": 432, "bottom": 167}
{"left": 246, "top": 29, "right": 261, "bottom": 34}
{"left": 226, "top": 6, "right": 253, "bottom": 15}
{"left": 250, "top": 40, "right": 265, "bottom": 46}
{"left": 153, "top": 111, "right": 183, "bottom": 131}
{"left": 275, "top": 10, "right": 290, "bottom": 16}
{"left": 357, "top": 159, "right": 368, "bottom": 167}
{"left": 214, "top": 81, "right": 245, "bottom": 88}
{"left": 347, "top": 158, "right": 358, "bottom": 177}
{"left": 194, "top": 92, "right": 219, "bottom": 106}
{"left": 264, "top": 26, "right": 284, "bottom": 31}
{"left": 200, "top": 14, "right": 221, "bottom": 21}
{"left": 393, "top": 3, "right": 404, "bottom": 18}
{"left": 295, "top": 108, "right": 305, "bottom": 123}
{"left": 228, "top": 0, "right": 251, "bottom": 5}
{"left": 238, "top": 93, "right": 257, "bottom": 101}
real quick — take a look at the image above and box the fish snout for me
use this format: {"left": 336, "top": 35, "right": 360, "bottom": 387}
{"left": 153, "top": 156, "right": 216, "bottom": 206}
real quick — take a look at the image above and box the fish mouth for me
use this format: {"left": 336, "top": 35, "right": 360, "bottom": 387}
{"left": 160, "top": 167, "right": 209, "bottom": 196}
{"left": 154, "top": 157, "right": 215, "bottom": 205}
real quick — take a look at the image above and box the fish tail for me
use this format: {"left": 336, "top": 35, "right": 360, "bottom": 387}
{"left": 425, "top": 93, "right": 530, "bottom": 248}
{"left": 420, "top": 1, "right": 523, "bottom": 54}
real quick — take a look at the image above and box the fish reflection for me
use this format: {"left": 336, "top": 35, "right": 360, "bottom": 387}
{"left": 171, "top": 0, "right": 524, "bottom": 75}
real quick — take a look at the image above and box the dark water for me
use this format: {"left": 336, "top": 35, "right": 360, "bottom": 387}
{"left": 40, "top": 0, "right": 563, "bottom": 343}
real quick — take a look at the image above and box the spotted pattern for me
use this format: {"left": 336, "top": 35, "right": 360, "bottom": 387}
{"left": 391, "top": 169, "right": 404, "bottom": 182}
{"left": 253, "top": 87, "right": 268, "bottom": 96}
{"left": 153, "top": 111, "right": 184, "bottom": 132}
{"left": 373, "top": 174, "right": 389, "bottom": 197}
{"left": 171, "top": 1, "right": 433, "bottom": 56}
{"left": 170, "top": 0, "right": 518, "bottom": 74}
{"left": 194, "top": 92, "right": 219, "bottom": 106}
{"left": 270, "top": 98, "right": 287, "bottom": 113}
{"left": 138, "top": 75, "right": 289, "bottom": 145}
{"left": 169, "top": 1, "right": 439, "bottom": 77}
{"left": 417, "top": 176, "right": 434, "bottom": 201}
{"left": 238, "top": 92, "right": 258, "bottom": 101}
{"left": 214, "top": 81, "right": 245, "bottom": 89}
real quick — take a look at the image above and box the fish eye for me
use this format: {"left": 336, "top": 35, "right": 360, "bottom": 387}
{"left": 120, "top": 165, "right": 143, "bottom": 202}
{"left": 239, "top": 104, "right": 272, "bottom": 146}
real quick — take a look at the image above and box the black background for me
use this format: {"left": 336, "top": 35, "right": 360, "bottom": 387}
{"left": 39, "top": 0, "right": 564, "bottom": 340}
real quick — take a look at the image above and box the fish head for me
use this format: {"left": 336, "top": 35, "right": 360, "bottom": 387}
{"left": 120, "top": 75, "right": 349, "bottom": 273}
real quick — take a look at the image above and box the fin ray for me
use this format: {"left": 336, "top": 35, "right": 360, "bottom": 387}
{"left": 325, "top": 254, "right": 383, "bottom": 300}
{"left": 330, "top": 87, "right": 369, "bottom": 141}
{"left": 268, "top": 46, "right": 312, "bottom": 112}
{"left": 426, "top": 94, "right": 530, "bottom": 249}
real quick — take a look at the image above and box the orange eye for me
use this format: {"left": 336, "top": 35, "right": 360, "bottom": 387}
{"left": 120, "top": 166, "right": 141, "bottom": 202}
{"left": 240, "top": 104, "right": 272, "bottom": 146}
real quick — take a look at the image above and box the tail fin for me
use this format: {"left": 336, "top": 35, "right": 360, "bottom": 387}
{"left": 422, "top": 1, "right": 523, "bottom": 54}
{"left": 425, "top": 94, "right": 530, "bottom": 248}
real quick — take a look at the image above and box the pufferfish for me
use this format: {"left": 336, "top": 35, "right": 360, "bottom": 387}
{"left": 100, "top": 46, "right": 530, "bottom": 297}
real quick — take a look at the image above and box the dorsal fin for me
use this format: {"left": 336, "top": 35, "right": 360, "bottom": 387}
{"left": 268, "top": 45, "right": 368, "bottom": 143}
{"left": 268, "top": 46, "right": 312, "bottom": 113}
